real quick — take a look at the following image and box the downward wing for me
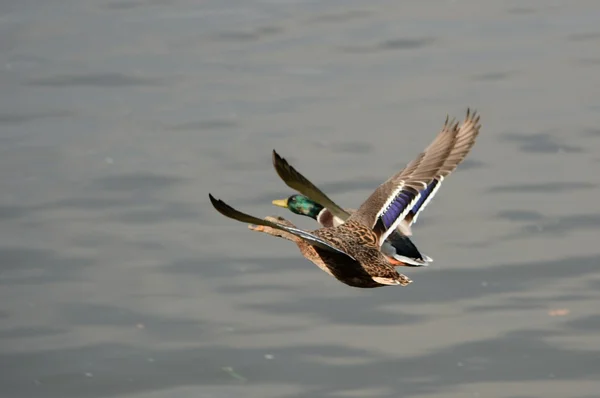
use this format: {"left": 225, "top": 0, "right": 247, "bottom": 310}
{"left": 209, "top": 194, "right": 356, "bottom": 260}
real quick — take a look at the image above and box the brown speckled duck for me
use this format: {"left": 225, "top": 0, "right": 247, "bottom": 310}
{"left": 209, "top": 109, "right": 481, "bottom": 288}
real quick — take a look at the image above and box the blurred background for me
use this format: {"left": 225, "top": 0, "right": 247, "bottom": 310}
{"left": 2, "top": 1, "right": 600, "bottom": 397}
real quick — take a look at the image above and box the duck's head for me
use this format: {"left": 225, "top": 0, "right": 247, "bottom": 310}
{"left": 272, "top": 194, "right": 324, "bottom": 220}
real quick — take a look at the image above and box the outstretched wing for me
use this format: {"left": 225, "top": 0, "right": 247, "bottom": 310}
{"left": 272, "top": 150, "right": 351, "bottom": 222}
{"left": 348, "top": 115, "right": 462, "bottom": 245}
{"left": 400, "top": 109, "right": 481, "bottom": 234}
{"left": 209, "top": 194, "right": 356, "bottom": 260}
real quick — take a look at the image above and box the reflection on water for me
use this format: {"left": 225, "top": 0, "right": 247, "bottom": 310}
{"left": 2, "top": 1, "right": 600, "bottom": 397}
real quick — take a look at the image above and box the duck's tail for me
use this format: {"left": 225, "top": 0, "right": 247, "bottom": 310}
{"left": 382, "top": 233, "right": 433, "bottom": 267}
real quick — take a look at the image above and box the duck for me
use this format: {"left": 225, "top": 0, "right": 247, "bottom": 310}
{"left": 209, "top": 109, "right": 481, "bottom": 288}
{"left": 271, "top": 193, "right": 431, "bottom": 267}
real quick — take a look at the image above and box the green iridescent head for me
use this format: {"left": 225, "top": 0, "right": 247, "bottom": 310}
{"left": 272, "top": 194, "right": 324, "bottom": 220}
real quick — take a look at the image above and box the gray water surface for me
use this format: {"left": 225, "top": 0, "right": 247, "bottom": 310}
{"left": 2, "top": 1, "right": 600, "bottom": 397}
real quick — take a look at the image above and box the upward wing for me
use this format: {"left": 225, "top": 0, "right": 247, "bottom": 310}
{"left": 348, "top": 114, "right": 463, "bottom": 245}
{"left": 209, "top": 194, "right": 356, "bottom": 260}
{"left": 399, "top": 109, "right": 481, "bottom": 234}
{"left": 272, "top": 150, "right": 351, "bottom": 221}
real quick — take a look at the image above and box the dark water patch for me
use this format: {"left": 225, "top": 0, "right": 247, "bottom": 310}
{"left": 565, "top": 315, "right": 600, "bottom": 332}
{"left": 0, "top": 326, "right": 66, "bottom": 339}
{"left": 567, "top": 32, "right": 600, "bottom": 42}
{"left": 381, "top": 38, "right": 435, "bottom": 50}
{"left": 0, "top": 110, "right": 74, "bottom": 125}
{"left": 0, "top": 247, "right": 94, "bottom": 285}
{"left": 340, "top": 37, "right": 434, "bottom": 53}
{"left": 496, "top": 210, "right": 544, "bottom": 222}
{"left": 26, "top": 73, "right": 165, "bottom": 87}
{"left": 0, "top": 205, "right": 30, "bottom": 220}
{"left": 488, "top": 181, "right": 596, "bottom": 193}
{"left": 472, "top": 71, "right": 516, "bottom": 81}
{"left": 501, "top": 132, "right": 584, "bottom": 154}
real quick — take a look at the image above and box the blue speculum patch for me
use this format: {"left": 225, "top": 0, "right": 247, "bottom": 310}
{"left": 381, "top": 190, "right": 417, "bottom": 229}
{"left": 410, "top": 179, "right": 439, "bottom": 217}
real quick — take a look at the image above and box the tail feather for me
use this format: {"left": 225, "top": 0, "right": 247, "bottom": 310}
{"left": 381, "top": 232, "right": 433, "bottom": 267}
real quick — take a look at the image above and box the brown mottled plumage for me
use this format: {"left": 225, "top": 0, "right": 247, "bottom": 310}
{"left": 210, "top": 197, "right": 411, "bottom": 288}
{"left": 209, "top": 109, "right": 481, "bottom": 288}
{"left": 256, "top": 217, "right": 410, "bottom": 288}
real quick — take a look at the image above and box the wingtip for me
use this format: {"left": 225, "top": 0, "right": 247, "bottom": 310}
{"left": 465, "top": 107, "right": 479, "bottom": 120}
{"left": 209, "top": 194, "right": 236, "bottom": 218}
{"left": 273, "top": 149, "right": 289, "bottom": 166}
{"left": 272, "top": 149, "right": 293, "bottom": 182}
{"left": 208, "top": 193, "right": 224, "bottom": 212}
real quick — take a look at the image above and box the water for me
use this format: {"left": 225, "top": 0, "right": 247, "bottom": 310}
{"left": 2, "top": 1, "right": 600, "bottom": 397}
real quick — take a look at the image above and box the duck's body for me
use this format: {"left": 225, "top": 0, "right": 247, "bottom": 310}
{"left": 209, "top": 109, "right": 481, "bottom": 288}
{"left": 272, "top": 195, "right": 431, "bottom": 267}
{"left": 247, "top": 216, "right": 411, "bottom": 287}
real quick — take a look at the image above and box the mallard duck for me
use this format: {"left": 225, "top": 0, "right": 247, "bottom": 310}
{"left": 271, "top": 193, "right": 431, "bottom": 267}
{"left": 209, "top": 109, "right": 481, "bottom": 288}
